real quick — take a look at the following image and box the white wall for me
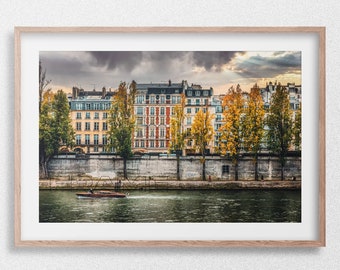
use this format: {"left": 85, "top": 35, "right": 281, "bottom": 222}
{"left": 1, "top": 1, "right": 339, "bottom": 269}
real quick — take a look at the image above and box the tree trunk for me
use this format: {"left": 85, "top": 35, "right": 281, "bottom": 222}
{"left": 40, "top": 160, "right": 49, "bottom": 179}
{"left": 254, "top": 154, "right": 259, "bottom": 181}
{"left": 234, "top": 160, "right": 239, "bottom": 181}
{"left": 281, "top": 164, "right": 284, "bottom": 181}
{"left": 202, "top": 159, "right": 206, "bottom": 181}
{"left": 123, "top": 158, "right": 127, "bottom": 179}
{"left": 176, "top": 153, "right": 180, "bottom": 181}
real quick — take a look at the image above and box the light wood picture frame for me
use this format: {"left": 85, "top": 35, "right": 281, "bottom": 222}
{"left": 14, "top": 27, "right": 325, "bottom": 247}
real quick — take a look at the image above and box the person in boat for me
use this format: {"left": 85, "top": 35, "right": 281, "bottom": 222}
{"left": 89, "top": 188, "right": 94, "bottom": 194}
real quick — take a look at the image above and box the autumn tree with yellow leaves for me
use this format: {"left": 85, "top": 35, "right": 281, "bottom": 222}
{"left": 219, "top": 84, "right": 245, "bottom": 181}
{"left": 107, "top": 81, "right": 137, "bottom": 179}
{"left": 169, "top": 93, "right": 186, "bottom": 180}
{"left": 191, "top": 108, "right": 214, "bottom": 181}
{"left": 243, "top": 84, "right": 265, "bottom": 181}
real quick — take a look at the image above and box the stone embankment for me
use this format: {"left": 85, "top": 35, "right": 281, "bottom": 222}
{"left": 39, "top": 178, "right": 301, "bottom": 190}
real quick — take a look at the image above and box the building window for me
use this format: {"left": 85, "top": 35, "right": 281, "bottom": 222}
{"left": 137, "top": 128, "right": 143, "bottom": 137}
{"left": 94, "top": 146, "right": 99, "bottom": 152}
{"left": 76, "top": 112, "right": 82, "bottom": 119}
{"left": 150, "top": 107, "right": 155, "bottom": 115}
{"left": 187, "top": 117, "right": 192, "bottom": 125}
{"left": 140, "top": 140, "right": 145, "bottom": 147}
{"left": 94, "top": 134, "right": 99, "bottom": 145}
{"left": 102, "top": 135, "right": 107, "bottom": 145}
{"left": 135, "top": 140, "right": 139, "bottom": 148}
{"left": 171, "top": 107, "right": 175, "bottom": 115}
{"left": 85, "top": 112, "right": 91, "bottom": 119}
{"left": 150, "top": 95, "right": 156, "bottom": 104}
{"left": 195, "top": 91, "right": 200, "bottom": 96}
{"left": 160, "top": 117, "right": 165, "bottom": 125}
{"left": 160, "top": 107, "right": 165, "bottom": 115}
{"left": 203, "top": 108, "right": 207, "bottom": 113}
{"left": 150, "top": 117, "right": 155, "bottom": 125}
{"left": 195, "top": 108, "right": 199, "bottom": 113}
{"left": 216, "top": 106, "right": 222, "bottom": 113}
{"left": 75, "top": 103, "right": 83, "bottom": 110}
{"left": 222, "top": 165, "right": 230, "bottom": 174}
{"left": 187, "top": 99, "right": 191, "bottom": 105}
{"left": 86, "top": 103, "right": 91, "bottom": 110}
{"left": 187, "top": 108, "right": 191, "bottom": 114}
{"left": 103, "top": 112, "right": 108, "bottom": 119}
{"left": 76, "top": 122, "right": 82, "bottom": 131}
{"left": 94, "top": 112, "right": 99, "bottom": 119}
{"left": 203, "top": 91, "right": 209, "bottom": 96}
{"left": 187, "top": 90, "right": 192, "bottom": 96}
{"left": 136, "top": 107, "right": 143, "bottom": 115}
{"left": 172, "top": 96, "right": 176, "bottom": 104}
{"left": 85, "top": 122, "right": 91, "bottom": 130}
{"left": 196, "top": 99, "right": 200, "bottom": 105}
{"left": 102, "top": 122, "right": 107, "bottom": 131}
{"left": 216, "top": 115, "right": 222, "bottom": 121}
{"left": 160, "top": 95, "right": 165, "bottom": 104}
{"left": 150, "top": 141, "right": 154, "bottom": 148}
{"left": 136, "top": 95, "right": 144, "bottom": 104}
{"left": 76, "top": 135, "right": 81, "bottom": 145}
{"left": 137, "top": 117, "right": 143, "bottom": 125}
{"left": 85, "top": 134, "right": 90, "bottom": 145}
{"left": 94, "top": 103, "right": 100, "bottom": 110}
{"left": 204, "top": 99, "right": 208, "bottom": 105}
{"left": 150, "top": 127, "right": 155, "bottom": 138}
{"left": 160, "top": 127, "right": 165, "bottom": 138}
{"left": 94, "top": 122, "right": 99, "bottom": 131}
{"left": 160, "top": 140, "right": 165, "bottom": 148}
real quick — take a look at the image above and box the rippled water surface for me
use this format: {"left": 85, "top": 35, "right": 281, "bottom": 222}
{"left": 40, "top": 189, "right": 301, "bottom": 223}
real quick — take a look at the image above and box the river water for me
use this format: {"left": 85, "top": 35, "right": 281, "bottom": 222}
{"left": 39, "top": 189, "right": 301, "bottom": 223}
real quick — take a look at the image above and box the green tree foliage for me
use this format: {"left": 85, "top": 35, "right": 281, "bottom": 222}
{"left": 293, "top": 104, "right": 302, "bottom": 151}
{"left": 169, "top": 93, "right": 186, "bottom": 180}
{"left": 191, "top": 108, "right": 214, "bottom": 181}
{"left": 219, "top": 84, "right": 245, "bottom": 181}
{"left": 243, "top": 84, "right": 265, "bottom": 180}
{"left": 266, "top": 84, "right": 293, "bottom": 180}
{"left": 107, "top": 81, "right": 136, "bottom": 179}
{"left": 39, "top": 90, "right": 75, "bottom": 178}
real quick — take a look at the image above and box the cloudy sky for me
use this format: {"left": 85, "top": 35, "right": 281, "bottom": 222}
{"left": 39, "top": 51, "right": 301, "bottom": 94}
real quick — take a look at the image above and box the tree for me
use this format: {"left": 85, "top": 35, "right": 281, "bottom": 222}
{"left": 169, "top": 93, "right": 186, "bottom": 180}
{"left": 219, "top": 84, "right": 245, "bottom": 181}
{"left": 39, "top": 61, "right": 51, "bottom": 113}
{"left": 39, "top": 90, "right": 75, "bottom": 178}
{"left": 293, "top": 103, "right": 301, "bottom": 151}
{"left": 191, "top": 108, "right": 214, "bottom": 181}
{"left": 266, "top": 84, "right": 293, "bottom": 180}
{"left": 243, "top": 84, "right": 265, "bottom": 181}
{"left": 107, "top": 81, "right": 136, "bottom": 179}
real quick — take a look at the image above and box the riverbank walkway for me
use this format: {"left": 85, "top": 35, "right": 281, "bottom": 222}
{"left": 40, "top": 178, "right": 301, "bottom": 190}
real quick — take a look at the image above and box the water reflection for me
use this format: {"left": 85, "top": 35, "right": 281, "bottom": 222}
{"left": 40, "top": 189, "right": 301, "bottom": 223}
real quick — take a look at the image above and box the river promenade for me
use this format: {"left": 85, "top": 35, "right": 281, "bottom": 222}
{"left": 39, "top": 178, "right": 301, "bottom": 190}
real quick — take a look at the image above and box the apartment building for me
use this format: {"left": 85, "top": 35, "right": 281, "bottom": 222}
{"left": 70, "top": 86, "right": 114, "bottom": 153}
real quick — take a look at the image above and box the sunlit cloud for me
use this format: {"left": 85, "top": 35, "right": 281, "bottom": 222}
{"left": 40, "top": 51, "right": 301, "bottom": 95}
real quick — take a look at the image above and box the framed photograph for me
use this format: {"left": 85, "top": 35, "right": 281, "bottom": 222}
{"left": 15, "top": 27, "right": 325, "bottom": 247}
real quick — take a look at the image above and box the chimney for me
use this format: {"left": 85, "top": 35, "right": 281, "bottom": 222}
{"left": 168, "top": 79, "right": 171, "bottom": 86}
{"left": 102, "top": 87, "right": 106, "bottom": 98}
{"left": 72, "top": 87, "right": 79, "bottom": 99}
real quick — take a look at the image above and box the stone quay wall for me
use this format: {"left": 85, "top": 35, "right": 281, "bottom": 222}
{"left": 44, "top": 154, "right": 301, "bottom": 181}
